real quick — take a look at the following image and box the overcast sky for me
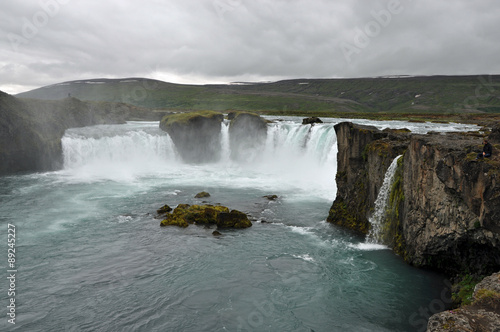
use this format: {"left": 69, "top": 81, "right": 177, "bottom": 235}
{"left": 1, "top": 0, "right": 499, "bottom": 94}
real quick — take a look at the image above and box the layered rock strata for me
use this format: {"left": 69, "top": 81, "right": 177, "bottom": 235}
{"left": 328, "top": 122, "right": 500, "bottom": 276}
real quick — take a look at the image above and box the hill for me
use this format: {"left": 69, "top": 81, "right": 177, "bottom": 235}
{"left": 16, "top": 75, "right": 500, "bottom": 115}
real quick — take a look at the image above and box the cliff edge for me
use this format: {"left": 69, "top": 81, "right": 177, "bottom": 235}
{"left": 328, "top": 122, "right": 500, "bottom": 276}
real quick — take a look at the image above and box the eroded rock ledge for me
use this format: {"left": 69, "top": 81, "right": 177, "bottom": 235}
{"left": 327, "top": 122, "right": 500, "bottom": 276}
{"left": 427, "top": 272, "right": 500, "bottom": 332}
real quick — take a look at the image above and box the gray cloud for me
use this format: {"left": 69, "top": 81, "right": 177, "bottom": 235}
{"left": 1, "top": 0, "right": 499, "bottom": 94}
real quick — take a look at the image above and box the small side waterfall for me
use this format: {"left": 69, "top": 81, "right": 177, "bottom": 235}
{"left": 220, "top": 120, "right": 231, "bottom": 162}
{"left": 367, "top": 155, "right": 402, "bottom": 243}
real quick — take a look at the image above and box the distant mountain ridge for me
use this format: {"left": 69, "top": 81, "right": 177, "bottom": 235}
{"left": 16, "top": 75, "right": 500, "bottom": 114}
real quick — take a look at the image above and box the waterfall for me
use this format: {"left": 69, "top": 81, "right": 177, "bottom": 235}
{"left": 61, "top": 122, "right": 178, "bottom": 180}
{"left": 367, "top": 155, "right": 402, "bottom": 243}
{"left": 60, "top": 120, "right": 338, "bottom": 198}
{"left": 220, "top": 120, "right": 231, "bottom": 163}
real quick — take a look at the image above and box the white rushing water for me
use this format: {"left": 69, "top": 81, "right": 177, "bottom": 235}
{"left": 367, "top": 155, "right": 403, "bottom": 244}
{"left": 0, "top": 116, "right": 479, "bottom": 331}
{"left": 61, "top": 119, "right": 340, "bottom": 200}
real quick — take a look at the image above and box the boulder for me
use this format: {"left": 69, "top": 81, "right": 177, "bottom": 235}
{"left": 194, "top": 191, "right": 211, "bottom": 198}
{"left": 159, "top": 204, "right": 251, "bottom": 229}
{"left": 427, "top": 272, "right": 500, "bottom": 332}
{"left": 302, "top": 117, "right": 323, "bottom": 125}
{"left": 160, "top": 111, "right": 224, "bottom": 163}
{"left": 156, "top": 204, "right": 172, "bottom": 215}
{"left": 216, "top": 210, "right": 253, "bottom": 228}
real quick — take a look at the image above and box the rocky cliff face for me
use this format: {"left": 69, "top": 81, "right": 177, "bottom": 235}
{"left": 160, "top": 111, "right": 269, "bottom": 164}
{"left": 327, "top": 122, "right": 409, "bottom": 233}
{"left": 160, "top": 111, "right": 224, "bottom": 163}
{"left": 427, "top": 272, "right": 500, "bottom": 332}
{"left": 0, "top": 91, "right": 152, "bottom": 175}
{"left": 328, "top": 122, "right": 500, "bottom": 276}
{"left": 403, "top": 133, "right": 500, "bottom": 275}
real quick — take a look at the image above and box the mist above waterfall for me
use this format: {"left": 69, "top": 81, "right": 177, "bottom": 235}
{"left": 61, "top": 119, "right": 339, "bottom": 200}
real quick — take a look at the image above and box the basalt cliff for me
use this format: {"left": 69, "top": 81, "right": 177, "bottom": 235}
{"left": 0, "top": 91, "right": 157, "bottom": 175}
{"left": 328, "top": 122, "right": 500, "bottom": 276}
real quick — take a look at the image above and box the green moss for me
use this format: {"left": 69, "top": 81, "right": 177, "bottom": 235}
{"left": 194, "top": 191, "right": 211, "bottom": 198}
{"left": 160, "top": 110, "right": 223, "bottom": 128}
{"left": 366, "top": 140, "right": 391, "bottom": 159}
{"left": 159, "top": 203, "right": 248, "bottom": 229}
{"left": 382, "top": 155, "right": 408, "bottom": 259}
{"left": 474, "top": 288, "right": 500, "bottom": 301}
{"left": 327, "top": 199, "right": 369, "bottom": 234}
{"left": 452, "top": 274, "right": 483, "bottom": 306}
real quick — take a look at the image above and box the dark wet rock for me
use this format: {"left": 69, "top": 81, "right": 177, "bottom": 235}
{"left": 156, "top": 204, "right": 173, "bottom": 215}
{"left": 160, "top": 111, "right": 224, "bottom": 163}
{"left": 212, "top": 230, "right": 222, "bottom": 236}
{"left": 216, "top": 209, "right": 252, "bottom": 228}
{"left": 195, "top": 191, "right": 211, "bottom": 198}
{"left": 263, "top": 195, "right": 278, "bottom": 200}
{"left": 329, "top": 122, "right": 500, "bottom": 276}
{"left": 302, "top": 117, "right": 323, "bottom": 125}
{"left": 159, "top": 204, "right": 252, "bottom": 229}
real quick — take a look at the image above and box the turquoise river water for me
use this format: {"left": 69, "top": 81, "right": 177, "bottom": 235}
{"left": 0, "top": 117, "right": 479, "bottom": 331}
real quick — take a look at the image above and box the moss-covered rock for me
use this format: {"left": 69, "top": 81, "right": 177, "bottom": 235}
{"left": 194, "top": 191, "right": 211, "bottom": 198}
{"left": 216, "top": 209, "right": 252, "bottom": 228}
{"left": 427, "top": 272, "right": 500, "bottom": 332}
{"left": 160, "top": 111, "right": 224, "bottom": 163}
{"left": 158, "top": 203, "right": 251, "bottom": 229}
{"left": 327, "top": 122, "right": 408, "bottom": 235}
{"left": 157, "top": 204, "right": 173, "bottom": 215}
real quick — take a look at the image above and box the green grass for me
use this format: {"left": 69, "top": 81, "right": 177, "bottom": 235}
{"left": 16, "top": 76, "right": 500, "bottom": 116}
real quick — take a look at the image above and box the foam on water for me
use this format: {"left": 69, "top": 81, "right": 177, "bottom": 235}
{"left": 0, "top": 116, "right": 467, "bottom": 331}
{"left": 349, "top": 242, "right": 390, "bottom": 251}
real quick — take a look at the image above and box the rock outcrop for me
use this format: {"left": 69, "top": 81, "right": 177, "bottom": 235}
{"left": 302, "top": 117, "right": 323, "bottom": 125}
{"left": 0, "top": 91, "right": 151, "bottom": 175}
{"left": 160, "top": 111, "right": 224, "bottom": 163}
{"left": 228, "top": 112, "right": 268, "bottom": 162}
{"left": 427, "top": 272, "right": 500, "bottom": 332}
{"left": 327, "top": 122, "right": 409, "bottom": 233}
{"left": 159, "top": 204, "right": 252, "bottom": 229}
{"left": 402, "top": 134, "right": 500, "bottom": 275}
{"left": 328, "top": 122, "right": 500, "bottom": 276}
